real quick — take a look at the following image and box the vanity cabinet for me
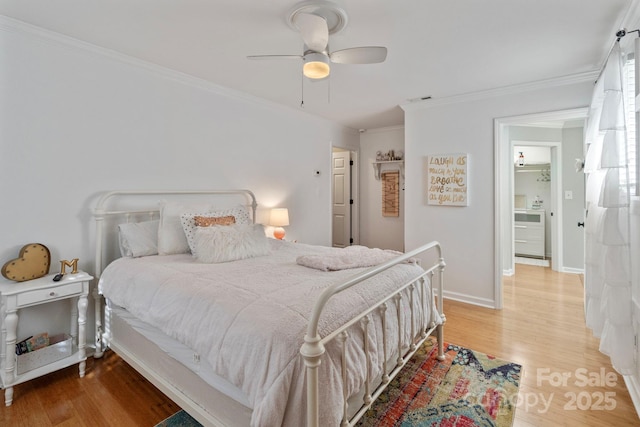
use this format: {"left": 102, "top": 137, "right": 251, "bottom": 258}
{"left": 514, "top": 210, "right": 545, "bottom": 259}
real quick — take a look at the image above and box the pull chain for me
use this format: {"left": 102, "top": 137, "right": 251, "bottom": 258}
{"left": 300, "top": 72, "right": 305, "bottom": 108}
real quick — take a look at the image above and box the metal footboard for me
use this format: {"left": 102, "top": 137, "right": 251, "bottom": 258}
{"left": 300, "top": 241, "right": 446, "bottom": 427}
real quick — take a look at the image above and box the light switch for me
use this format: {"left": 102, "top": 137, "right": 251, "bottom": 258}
{"left": 564, "top": 190, "right": 573, "bottom": 200}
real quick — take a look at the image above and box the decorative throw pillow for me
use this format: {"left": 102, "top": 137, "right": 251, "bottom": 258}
{"left": 181, "top": 206, "right": 251, "bottom": 256}
{"left": 157, "top": 200, "right": 217, "bottom": 255}
{"left": 193, "top": 224, "right": 270, "bottom": 263}
{"left": 118, "top": 220, "right": 160, "bottom": 257}
{"left": 194, "top": 215, "right": 236, "bottom": 227}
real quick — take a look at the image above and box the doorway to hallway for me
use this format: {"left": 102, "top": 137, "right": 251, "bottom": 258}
{"left": 494, "top": 108, "right": 587, "bottom": 309}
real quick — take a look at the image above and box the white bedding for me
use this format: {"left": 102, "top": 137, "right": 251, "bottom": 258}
{"left": 99, "top": 239, "right": 431, "bottom": 426}
{"left": 108, "top": 303, "right": 252, "bottom": 407}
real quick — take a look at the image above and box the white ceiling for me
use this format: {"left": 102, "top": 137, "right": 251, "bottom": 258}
{"left": 0, "top": 0, "right": 635, "bottom": 130}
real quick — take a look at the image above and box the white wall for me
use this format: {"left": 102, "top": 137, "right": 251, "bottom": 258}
{"left": 0, "top": 22, "right": 358, "bottom": 343}
{"left": 359, "top": 126, "right": 405, "bottom": 251}
{"left": 561, "top": 126, "right": 586, "bottom": 271}
{"left": 402, "top": 82, "right": 593, "bottom": 307}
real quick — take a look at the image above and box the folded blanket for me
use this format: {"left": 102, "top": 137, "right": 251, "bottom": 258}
{"left": 296, "top": 245, "right": 413, "bottom": 271}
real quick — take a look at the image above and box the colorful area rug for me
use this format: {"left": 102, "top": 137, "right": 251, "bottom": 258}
{"left": 156, "top": 340, "right": 521, "bottom": 427}
{"left": 356, "top": 340, "right": 522, "bottom": 427}
{"left": 155, "top": 410, "right": 201, "bottom": 427}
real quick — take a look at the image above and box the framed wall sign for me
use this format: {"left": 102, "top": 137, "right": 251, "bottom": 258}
{"left": 426, "top": 153, "right": 468, "bottom": 206}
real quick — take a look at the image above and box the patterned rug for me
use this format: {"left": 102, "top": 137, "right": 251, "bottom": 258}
{"left": 155, "top": 410, "right": 201, "bottom": 427}
{"left": 356, "top": 340, "right": 522, "bottom": 427}
{"left": 156, "top": 340, "right": 521, "bottom": 427}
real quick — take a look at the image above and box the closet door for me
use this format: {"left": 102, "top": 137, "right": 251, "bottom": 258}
{"left": 332, "top": 151, "right": 351, "bottom": 247}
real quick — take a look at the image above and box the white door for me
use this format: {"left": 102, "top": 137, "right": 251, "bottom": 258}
{"left": 549, "top": 146, "right": 559, "bottom": 271}
{"left": 332, "top": 151, "right": 351, "bottom": 247}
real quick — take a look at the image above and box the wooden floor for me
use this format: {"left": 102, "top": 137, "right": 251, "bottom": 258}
{"left": 445, "top": 263, "right": 638, "bottom": 426}
{"left": 0, "top": 263, "right": 638, "bottom": 426}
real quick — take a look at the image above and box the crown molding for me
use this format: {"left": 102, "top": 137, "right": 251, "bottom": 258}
{"left": 0, "top": 15, "right": 344, "bottom": 128}
{"left": 0, "top": 16, "right": 269, "bottom": 108}
{"left": 401, "top": 0, "right": 637, "bottom": 113}
{"left": 362, "top": 125, "right": 404, "bottom": 134}
{"left": 400, "top": 71, "right": 597, "bottom": 112}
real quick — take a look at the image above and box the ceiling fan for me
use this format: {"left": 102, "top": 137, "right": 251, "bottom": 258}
{"left": 247, "top": 0, "right": 387, "bottom": 80}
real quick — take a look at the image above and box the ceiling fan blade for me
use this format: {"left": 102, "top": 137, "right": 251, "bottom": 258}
{"left": 247, "top": 55, "right": 302, "bottom": 60}
{"left": 294, "top": 12, "right": 329, "bottom": 52}
{"left": 330, "top": 46, "right": 387, "bottom": 64}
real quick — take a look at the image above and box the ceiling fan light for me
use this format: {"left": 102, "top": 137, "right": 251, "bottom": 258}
{"left": 303, "top": 52, "right": 330, "bottom": 79}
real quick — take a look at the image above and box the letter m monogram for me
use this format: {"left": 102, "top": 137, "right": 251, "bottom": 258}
{"left": 60, "top": 258, "right": 79, "bottom": 274}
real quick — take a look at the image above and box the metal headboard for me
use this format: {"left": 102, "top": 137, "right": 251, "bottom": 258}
{"left": 92, "top": 189, "right": 257, "bottom": 358}
{"left": 93, "top": 189, "right": 257, "bottom": 278}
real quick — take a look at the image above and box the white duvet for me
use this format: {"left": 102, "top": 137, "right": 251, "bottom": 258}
{"left": 99, "top": 240, "right": 431, "bottom": 426}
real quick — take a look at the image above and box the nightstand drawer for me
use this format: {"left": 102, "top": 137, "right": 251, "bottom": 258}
{"left": 17, "top": 282, "right": 83, "bottom": 307}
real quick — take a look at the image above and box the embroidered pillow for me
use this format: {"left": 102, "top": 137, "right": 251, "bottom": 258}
{"left": 194, "top": 224, "right": 270, "bottom": 263}
{"left": 194, "top": 215, "right": 236, "bottom": 227}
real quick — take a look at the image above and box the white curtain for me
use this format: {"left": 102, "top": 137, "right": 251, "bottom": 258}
{"left": 584, "top": 42, "right": 634, "bottom": 375}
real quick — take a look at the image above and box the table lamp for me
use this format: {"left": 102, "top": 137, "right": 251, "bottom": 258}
{"left": 270, "top": 208, "right": 289, "bottom": 240}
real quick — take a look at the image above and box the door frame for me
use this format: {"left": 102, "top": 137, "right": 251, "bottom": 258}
{"left": 494, "top": 108, "right": 588, "bottom": 309}
{"left": 510, "top": 140, "right": 561, "bottom": 272}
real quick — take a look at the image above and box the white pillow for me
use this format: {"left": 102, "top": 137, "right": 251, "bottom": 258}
{"left": 181, "top": 206, "right": 252, "bottom": 256}
{"left": 194, "top": 224, "right": 270, "bottom": 263}
{"left": 118, "top": 220, "right": 159, "bottom": 257}
{"left": 157, "top": 200, "right": 217, "bottom": 255}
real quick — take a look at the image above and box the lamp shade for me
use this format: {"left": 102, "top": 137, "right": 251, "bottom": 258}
{"left": 270, "top": 208, "right": 290, "bottom": 227}
{"left": 270, "top": 208, "right": 289, "bottom": 240}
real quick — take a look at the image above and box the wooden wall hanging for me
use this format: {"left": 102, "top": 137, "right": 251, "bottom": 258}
{"left": 382, "top": 171, "right": 400, "bottom": 217}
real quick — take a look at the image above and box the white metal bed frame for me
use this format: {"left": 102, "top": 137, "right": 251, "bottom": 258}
{"left": 92, "top": 189, "right": 446, "bottom": 427}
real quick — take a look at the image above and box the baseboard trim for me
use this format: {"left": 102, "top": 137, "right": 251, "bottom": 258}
{"left": 624, "top": 375, "right": 640, "bottom": 420}
{"left": 561, "top": 266, "right": 585, "bottom": 274}
{"left": 442, "top": 290, "right": 497, "bottom": 309}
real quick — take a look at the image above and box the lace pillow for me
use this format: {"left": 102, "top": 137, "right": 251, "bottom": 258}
{"left": 193, "top": 224, "right": 270, "bottom": 263}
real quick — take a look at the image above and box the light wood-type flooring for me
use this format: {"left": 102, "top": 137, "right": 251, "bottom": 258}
{"left": 445, "top": 263, "right": 638, "bottom": 426}
{"left": 0, "top": 263, "right": 638, "bottom": 426}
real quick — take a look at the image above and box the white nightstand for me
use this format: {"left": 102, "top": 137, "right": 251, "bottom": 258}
{"left": 0, "top": 270, "right": 92, "bottom": 406}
